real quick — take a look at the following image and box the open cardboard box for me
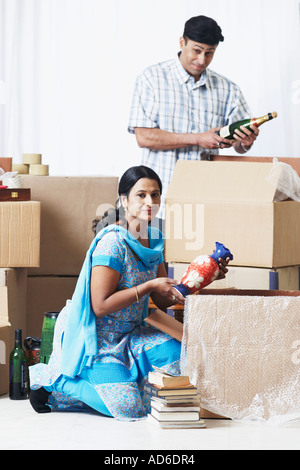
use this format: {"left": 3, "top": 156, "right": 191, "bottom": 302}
{"left": 165, "top": 160, "right": 300, "bottom": 268}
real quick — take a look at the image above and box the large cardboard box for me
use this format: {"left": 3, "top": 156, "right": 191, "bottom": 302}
{"left": 20, "top": 176, "right": 118, "bottom": 275}
{"left": 27, "top": 276, "right": 78, "bottom": 337}
{"left": 169, "top": 263, "right": 300, "bottom": 291}
{"left": 165, "top": 161, "right": 300, "bottom": 268}
{"left": 0, "top": 201, "right": 40, "bottom": 267}
{"left": 0, "top": 320, "right": 10, "bottom": 395}
{"left": 0, "top": 268, "right": 27, "bottom": 349}
{"left": 182, "top": 289, "right": 300, "bottom": 423}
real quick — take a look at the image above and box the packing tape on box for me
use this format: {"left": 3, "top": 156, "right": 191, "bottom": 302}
{"left": 29, "top": 164, "right": 49, "bottom": 176}
{"left": 12, "top": 163, "right": 29, "bottom": 174}
{"left": 22, "top": 153, "right": 42, "bottom": 165}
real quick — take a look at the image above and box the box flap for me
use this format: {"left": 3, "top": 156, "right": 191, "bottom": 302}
{"left": 166, "top": 161, "right": 280, "bottom": 203}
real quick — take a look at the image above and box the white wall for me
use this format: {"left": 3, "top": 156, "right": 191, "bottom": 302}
{"left": 1, "top": 0, "right": 300, "bottom": 179}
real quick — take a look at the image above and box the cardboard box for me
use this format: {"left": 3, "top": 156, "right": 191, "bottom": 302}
{"left": 0, "top": 201, "right": 41, "bottom": 267}
{"left": 182, "top": 289, "right": 300, "bottom": 423}
{"left": 169, "top": 263, "right": 300, "bottom": 291}
{"left": 20, "top": 176, "right": 118, "bottom": 275}
{"left": 0, "top": 320, "right": 10, "bottom": 395}
{"left": 0, "top": 268, "right": 27, "bottom": 349}
{"left": 27, "top": 276, "right": 78, "bottom": 337}
{"left": 165, "top": 161, "right": 300, "bottom": 268}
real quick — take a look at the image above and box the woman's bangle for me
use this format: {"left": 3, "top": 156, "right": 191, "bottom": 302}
{"left": 135, "top": 286, "right": 140, "bottom": 304}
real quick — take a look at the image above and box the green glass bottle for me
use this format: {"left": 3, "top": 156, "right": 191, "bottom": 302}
{"left": 40, "top": 312, "right": 59, "bottom": 364}
{"left": 9, "top": 329, "right": 28, "bottom": 400}
{"left": 217, "top": 112, "right": 278, "bottom": 140}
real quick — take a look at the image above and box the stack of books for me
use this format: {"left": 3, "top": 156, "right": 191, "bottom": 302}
{"left": 145, "top": 367, "right": 205, "bottom": 429}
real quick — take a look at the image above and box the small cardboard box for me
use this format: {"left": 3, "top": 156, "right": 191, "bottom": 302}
{"left": 0, "top": 268, "right": 27, "bottom": 350}
{"left": 169, "top": 263, "right": 300, "bottom": 291}
{"left": 27, "top": 275, "right": 78, "bottom": 337}
{"left": 165, "top": 161, "right": 300, "bottom": 268}
{"left": 0, "top": 320, "right": 10, "bottom": 395}
{"left": 0, "top": 201, "right": 40, "bottom": 267}
{"left": 20, "top": 176, "right": 118, "bottom": 275}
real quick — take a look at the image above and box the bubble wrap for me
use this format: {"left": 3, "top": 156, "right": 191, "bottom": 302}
{"left": 181, "top": 295, "right": 300, "bottom": 425}
{"left": 266, "top": 158, "right": 300, "bottom": 202}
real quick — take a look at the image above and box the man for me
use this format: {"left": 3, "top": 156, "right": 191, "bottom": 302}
{"left": 128, "top": 15, "right": 259, "bottom": 219}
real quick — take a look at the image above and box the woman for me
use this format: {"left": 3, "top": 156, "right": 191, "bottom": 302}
{"left": 30, "top": 165, "right": 229, "bottom": 420}
{"left": 29, "top": 166, "right": 188, "bottom": 420}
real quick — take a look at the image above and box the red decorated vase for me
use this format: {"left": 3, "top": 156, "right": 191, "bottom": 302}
{"left": 174, "top": 242, "right": 233, "bottom": 298}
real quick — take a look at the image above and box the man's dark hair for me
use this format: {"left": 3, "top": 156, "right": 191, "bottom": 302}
{"left": 183, "top": 15, "right": 224, "bottom": 45}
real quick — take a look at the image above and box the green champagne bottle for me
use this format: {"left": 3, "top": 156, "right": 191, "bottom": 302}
{"left": 217, "top": 112, "right": 278, "bottom": 140}
{"left": 9, "top": 329, "right": 28, "bottom": 400}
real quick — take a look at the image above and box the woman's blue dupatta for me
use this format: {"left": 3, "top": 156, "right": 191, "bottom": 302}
{"left": 60, "top": 224, "right": 164, "bottom": 378}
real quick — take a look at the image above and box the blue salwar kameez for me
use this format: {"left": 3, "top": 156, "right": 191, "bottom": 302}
{"left": 29, "top": 226, "right": 181, "bottom": 420}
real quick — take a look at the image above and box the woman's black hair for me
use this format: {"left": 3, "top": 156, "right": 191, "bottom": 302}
{"left": 92, "top": 165, "right": 162, "bottom": 235}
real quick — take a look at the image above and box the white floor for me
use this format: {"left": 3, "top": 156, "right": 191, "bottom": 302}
{"left": 0, "top": 395, "right": 299, "bottom": 451}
